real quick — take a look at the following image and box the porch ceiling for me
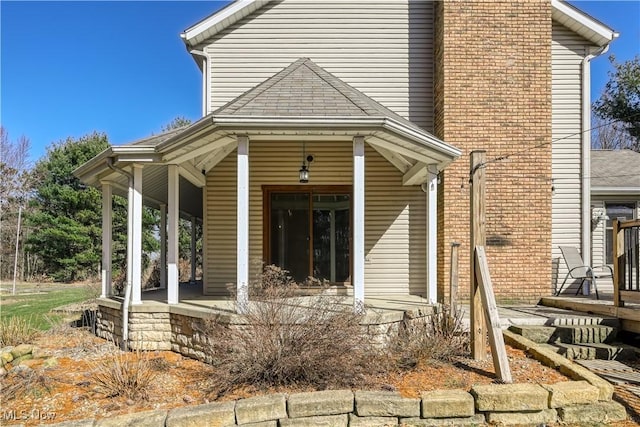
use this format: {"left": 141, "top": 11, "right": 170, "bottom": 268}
{"left": 99, "top": 165, "right": 203, "bottom": 219}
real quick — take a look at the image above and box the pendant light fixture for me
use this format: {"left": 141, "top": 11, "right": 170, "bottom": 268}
{"left": 299, "top": 142, "right": 313, "bottom": 183}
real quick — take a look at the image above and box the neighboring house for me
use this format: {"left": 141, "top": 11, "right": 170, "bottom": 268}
{"left": 75, "top": 0, "right": 617, "bottom": 309}
{"left": 590, "top": 149, "right": 640, "bottom": 293}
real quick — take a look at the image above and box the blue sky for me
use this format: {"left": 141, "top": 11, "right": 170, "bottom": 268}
{"left": 1, "top": 1, "right": 639, "bottom": 162}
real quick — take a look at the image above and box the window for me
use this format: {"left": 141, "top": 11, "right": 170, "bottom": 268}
{"left": 605, "top": 203, "right": 636, "bottom": 264}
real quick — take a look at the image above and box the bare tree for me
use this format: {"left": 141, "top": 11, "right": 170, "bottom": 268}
{"left": 0, "top": 127, "right": 34, "bottom": 282}
{"left": 591, "top": 114, "right": 637, "bottom": 151}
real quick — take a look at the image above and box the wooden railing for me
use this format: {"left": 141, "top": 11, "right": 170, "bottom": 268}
{"left": 613, "top": 218, "right": 640, "bottom": 307}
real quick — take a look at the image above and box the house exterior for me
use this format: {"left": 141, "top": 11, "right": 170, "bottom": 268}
{"left": 75, "top": 0, "right": 617, "bottom": 309}
{"left": 590, "top": 149, "right": 640, "bottom": 293}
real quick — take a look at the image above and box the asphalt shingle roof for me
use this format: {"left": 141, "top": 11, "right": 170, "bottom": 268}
{"left": 127, "top": 125, "right": 190, "bottom": 146}
{"left": 213, "top": 57, "right": 429, "bottom": 133}
{"left": 591, "top": 149, "right": 640, "bottom": 189}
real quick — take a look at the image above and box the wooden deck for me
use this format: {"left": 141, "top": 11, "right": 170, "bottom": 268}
{"left": 540, "top": 295, "right": 640, "bottom": 333}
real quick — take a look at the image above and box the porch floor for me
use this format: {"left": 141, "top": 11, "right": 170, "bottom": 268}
{"left": 104, "top": 283, "right": 628, "bottom": 330}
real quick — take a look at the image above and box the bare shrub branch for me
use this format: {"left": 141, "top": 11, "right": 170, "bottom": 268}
{"left": 205, "top": 266, "right": 381, "bottom": 395}
{"left": 390, "top": 304, "right": 468, "bottom": 369}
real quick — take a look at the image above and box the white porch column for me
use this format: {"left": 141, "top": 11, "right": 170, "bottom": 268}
{"left": 190, "top": 215, "right": 197, "bottom": 284}
{"left": 237, "top": 135, "right": 250, "bottom": 313}
{"left": 131, "top": 164, "right": 143, "bottom": 305}
{"left": 426, "top": 167, "right": 438, "bottom": 304}
{"left": 353, "top": 136, "right": 365, "bottom": 312}
{"left": 100, "top": 181, "right": 112, "bottom": 298}
{"left": 159, "top": 203, "right": 167, "bottom": 290}
{"left": 167, "top": 165, "right": 180, "bottom": 304}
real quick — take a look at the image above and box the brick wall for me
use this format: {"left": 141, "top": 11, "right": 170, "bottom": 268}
{"left": 435, "top": 1, "right": 552, "bottom": 304}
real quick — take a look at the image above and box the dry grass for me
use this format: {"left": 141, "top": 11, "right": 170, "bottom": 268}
{"left": 90, "top": 348, "right": 157, "bottom": 401}
{"left": 390, "top": 304, "right": 468, "bottom": 369}
{"left": 204, "top": 270, "right": 381, "bottom": 396}
{"left": 1, "top": 367, "right": 53, "bottom": 401}
{"left": 0, "top": 315, "right": 38, "bottom": 347}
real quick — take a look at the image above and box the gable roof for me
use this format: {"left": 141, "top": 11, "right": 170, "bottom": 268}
{"left": 213, "top": 57, "right": 423, "bottom": 127}
{"left": 182, "top": 0, "right": 618, "bottom": 49}
{"left": 591, "top": 149, "right": 640, "bottom": 195}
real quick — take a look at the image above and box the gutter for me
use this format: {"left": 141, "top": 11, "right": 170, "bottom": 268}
{"left": 581, "top": 42, "right": 612, "bottom": 270}
{"left": 106, "top": 158, "right": 134, "bottom": 351}
{"left": 189, "top": 49, "right": 209, "bottom": 116}
{"left": 592, "top": 187, "right": 640, "bottom": 196}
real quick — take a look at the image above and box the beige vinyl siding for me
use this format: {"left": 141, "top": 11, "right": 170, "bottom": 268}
{"left": 551, "top": 22, "right": 591, "bottom": 290}
{"left": 204, "top": 141, "right": 426, "bottom": 296}
{"left": 202, "top": 0, "right": 434, "bottom": 131}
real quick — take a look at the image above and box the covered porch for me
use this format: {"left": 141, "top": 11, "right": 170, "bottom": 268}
{"left": 75, "top": 58, "right": 461, "bottom": 315}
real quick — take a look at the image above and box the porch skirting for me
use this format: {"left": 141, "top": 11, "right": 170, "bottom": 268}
{"left": 95, "top": 297, "right": 437, "bottom": 363}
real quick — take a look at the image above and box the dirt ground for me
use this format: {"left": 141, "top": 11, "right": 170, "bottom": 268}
{"left": 1, "top": 325, "right": 639, "bottom": 426}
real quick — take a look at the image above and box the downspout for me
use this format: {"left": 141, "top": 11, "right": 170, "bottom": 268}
{"left": 190, "top": 49, "right": 209, "bottom": 116}
{"left": 106, "top": 157, "right": 134, "bottom": 350}
{"left": 581, "top": 43, "right": 610, "bottom": 290}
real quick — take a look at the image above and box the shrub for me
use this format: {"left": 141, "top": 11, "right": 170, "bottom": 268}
{"left": 0, "top": 316, "right": 37, "bottom": 347}
{"left": 390, "top": 304, "right": 468, "bottom": 368}
{"left": 204, "top": 270, "right": 379, "bottom": 395}
{"left": 90, "top": 348, "right": 157, "bottom": 400}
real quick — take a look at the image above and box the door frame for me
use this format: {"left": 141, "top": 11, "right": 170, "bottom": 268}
{"left": 262, "top": 185, "right": 353, "bottom": 283}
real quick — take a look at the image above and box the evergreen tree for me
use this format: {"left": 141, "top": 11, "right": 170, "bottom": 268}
{"left": 26, "top": 133, "right": 109, "bottom": 281}
{"left": 26, "top": 133, "right": 158, "bottom": 282}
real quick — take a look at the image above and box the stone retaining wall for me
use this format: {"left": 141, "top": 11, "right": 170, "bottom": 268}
{"left": 95, "top": 299, "right": 434, "bottom": 359}
{"left": 43, "top": 386, "right": 625, "bottom": 426}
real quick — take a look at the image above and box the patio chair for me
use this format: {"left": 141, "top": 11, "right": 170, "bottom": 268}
{"left": 555, "top": 246, "right": 612, "bottom": 300}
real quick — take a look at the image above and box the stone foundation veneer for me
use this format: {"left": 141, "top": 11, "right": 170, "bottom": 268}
{"left": 95, "top": 298, "right": 434, "bottom": 359}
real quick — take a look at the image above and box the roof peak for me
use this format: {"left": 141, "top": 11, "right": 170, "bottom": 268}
{"left": 211, "top": 57, "right": 422, "bottom": 127}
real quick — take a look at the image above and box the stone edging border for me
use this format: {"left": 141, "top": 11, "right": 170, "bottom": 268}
{"left": 502, "top": 329, "right": 614, "bottom": 400}
{"left": 18, "top": 330, "right": 626, "bottom": 427}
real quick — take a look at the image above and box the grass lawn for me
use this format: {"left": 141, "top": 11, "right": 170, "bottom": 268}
{"left": 0, "top": 286, "right": 93, "bottom": 330}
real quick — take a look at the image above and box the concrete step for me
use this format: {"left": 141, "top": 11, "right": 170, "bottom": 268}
{"left": 551, "top": 342, "right": 635, "bottom": 361}
{"left": 509, "top": 324, "right": 618, "bottom": 345}
{"left": 508, "top": 325, "right": 557, "bottom": 343}
{"left": 554, "top": 325, "right": 618, "bottom": 344}
{"left": 503, "top": 306, "right": 621, "bottom": 328}
{"left": 554, "top": 343, "right": 597, "bottom": 360}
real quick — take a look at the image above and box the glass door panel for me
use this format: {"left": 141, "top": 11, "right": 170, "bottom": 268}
{"left": 312, "top": 195, "right": 350, "bottom": 282}
{"left": 270, "top": 193, "right": 309, "bottom": 282}
{"left": 268, "top": 190, "right": 350, "bottom": 284}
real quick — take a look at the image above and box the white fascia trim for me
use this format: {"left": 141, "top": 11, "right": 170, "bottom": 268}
{"left": 212, "top": 115, "right": 461, "bottom": 159}
{"left": 156, "top": 115, "right": 461, "bottom": 170}
{"left": 592, "top": 187, "right": 640, "bottom": 196}
{"left": 382, "top": 118, "right": 462, "bottom": 160}
{"left": 112, "top": 146, "right": 162, "bottom": 163}
{"left": 182, "top": 0, "right": 261, "bottom": 46}
{"left": 213, "top": 115, "right": 386, "bottom": 128}
{"left": 73, "top": 147, "right": 114, "bottom": 180}
{"left": 552, "top": 0, "right": 618, "bottom": 44}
